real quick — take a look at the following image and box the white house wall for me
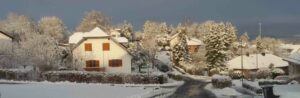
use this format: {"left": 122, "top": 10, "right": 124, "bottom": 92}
{"left": 73, "top": 38, "right": 132, "bottom": 73}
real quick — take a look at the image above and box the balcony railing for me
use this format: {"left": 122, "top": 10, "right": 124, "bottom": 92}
{"left": 84, "top": 67, "right": 105, "bottom": 72}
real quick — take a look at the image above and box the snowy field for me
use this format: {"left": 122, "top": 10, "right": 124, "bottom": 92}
{"left": 0, "top": 80, "right": 183, "bottom": 98}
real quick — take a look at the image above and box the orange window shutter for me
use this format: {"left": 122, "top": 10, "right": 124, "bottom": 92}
{"left": 103, "top": 43, "right": 110, "bottom": 51}
{"left": 85, "top": 43, "right": 92, "bottom": 51}
{"left": 109, "top": 60, "right": 113, "bottom": 67}
{"left": 86, "top": 60, "right": 90, "bottom": 67}
{"left": 95, "top": 60, "right": 100, "bottom": 67}
{"left": 118, "top": 60, "right": 122, "bottom": 66}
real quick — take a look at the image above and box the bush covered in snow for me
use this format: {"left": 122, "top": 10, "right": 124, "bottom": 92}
{"left": 271, "top": 68, "right": 285, "bottom": 78}
{"left": 256, "top": 68, "right": 272, "bottom": 79}
{"left": 43, "top": 71, "right": 167, "bottom": 84}
{"left": 209, "top": 67, "right": 221, "bottom": 75}
{"left": 0, "top": 69, "right": 39, "bottom": 81}
{"left": 212, "top": 75, "right": 232, "bottom": 88}
{"left": 242, "top": 81, "right": 262, "bottom": 94}
{"left": 258, "top": 79, "right": 287, "bottom": 85}
{"left": 229, "top": 70, "right": 243, "bottom": 79}
{"left": 167, "top": 73, "right": 183, "bottom": 81}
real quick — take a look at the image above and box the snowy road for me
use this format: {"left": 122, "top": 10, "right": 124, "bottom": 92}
{"left": 167, "top": 77, "right": 217, "bottom": 98}
{"left": 0, "top": 81, "right": 152, "bottom": 98}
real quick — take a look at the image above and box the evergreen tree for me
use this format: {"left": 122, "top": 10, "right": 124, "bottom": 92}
{"left": 172, "top": 27, "right": 191, "bottom": 66}
{"left": 203, "top": 21, "right": 237, "bottom": 73}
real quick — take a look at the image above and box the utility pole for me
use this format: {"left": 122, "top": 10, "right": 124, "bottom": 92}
{"left": 256, "top": 23, "right": 262, "bottom": 69}
{"left": 259, "top": 23, "right": 262, "bottom": 38}
{"left": 240, "top": 40, "right": 244, "bottom": 82}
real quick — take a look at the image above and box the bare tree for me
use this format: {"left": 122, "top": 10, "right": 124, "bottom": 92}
{"left": 0, "top": 12, "right": 36, "bottom": 41}
{"left": 15, "top": 32, "right": 64, "bottom": 71}
{"left": 38, "top": 16, "right": 66, "bottom": 41}
{"left": 76, "top": 10, "right": 112, "bottom": 32}
{"left": 116, "top": 21, "right": 135, "bottom": 41}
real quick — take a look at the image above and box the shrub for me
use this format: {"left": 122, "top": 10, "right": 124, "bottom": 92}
{"left": 209, "top": 67, "right": 221, "bottom": 75}
{"left": 242, "top": 81, "right": 262, "bottom": 94}
{"left": 258, "top": 79, "right": 286, "bottom": 85}
{"left": 0, "top": 69, "right": 37, "bottom": 81}
{"left": 219, "top": 71, "right": 229, "bottom": 76}
{"left": 229, "top": 70, "right": 243, "bottom": 79}
{"left": 256, "top": 68, "right": 272, "bottom": 79}
{"left": 212, "top": 75, "right": 232, "bottom": 88}
{"left": 43, "top": 71, "right": 167, "bottom": 84}
{"left": 167, "top": 73, "right": 183, "bottom": 81}
{"left": 271, "top": 68, "right": 285, "bottom": 78}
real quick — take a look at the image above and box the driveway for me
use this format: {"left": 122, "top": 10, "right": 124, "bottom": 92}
{"left": 167, "top": 76, "right": 217, "bottom": 98}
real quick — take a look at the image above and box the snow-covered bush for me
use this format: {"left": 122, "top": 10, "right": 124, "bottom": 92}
{"left": 43, "top": 71, "right": 167, "bottom": 84}
{"left": 289, "top": 80, "right": 299, "bottom": 85}
{"left": 167, "top": 73, "right": 183, "bottom": 81}
{"left": 179, "top": 61, "right": 205, "bottom": 75}
{"left": 271, "top": 68, "right": 285, "bottom": 78}
{"left": 0, "top": 69, "right": 38, "bottom": 80}
{"left": 229, "top": 70, "right": 243, "bottom": 79}
{"left": 209, "top": 67, "right": 221, "bottom": 75}
{"left": 256, "top": 68, "right": 272, "bottom": 79}
{"left": 219, "top": 71, "right": 229, "bottom": 76}
{"left": 258, "top": 79, "right": 287, "bottom": 85}
{"left": 212, "top": 75, "right": 232, "bottom": 88}
{"left": 242, "top": 81, "right": 262, "bottom": 94}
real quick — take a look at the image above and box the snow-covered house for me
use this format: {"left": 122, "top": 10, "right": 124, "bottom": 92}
{"left": 227, "top": 53, "right": 288, "bottom": 78}
{"left": 69, "top": 27, "right": 133, "bottom": 73}
{"left": 0, "top": 31, "right": 13, "bottom": 43}
{"left": 0, "top": 31, "right": 13, "bottom": 53}
{"left": 110, "top": 29, "right": 129, "bottom": 44}
{"left": 280, "top": 44, "right": 300, "bottom": 56}
{"left": 169, "top": 33, "right": 203, "bottom": 53}
{"left": 283, "top": 50, "right": 300, "bottom": 77}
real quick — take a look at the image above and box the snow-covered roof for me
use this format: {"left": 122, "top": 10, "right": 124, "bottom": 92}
{"left": 83, "top": 27, "right": 109, "bottom": 38}
{"left": 69, "top": 27, "right": 109, "bottom": 44}
{"left": 284, "top": 50, "right": 300, "bottom": 64}
{"left": 280, "top": 44, "right": 300, "bottom": 54}
{"left": 227, "top": 53, "right": 288, "bottom": 70}
{"left": 113, "top": 37, "right": 128, "bottom": 43}
{"left": 0, "top": 31, "right": 13, "bottom": 39}
{"left": 187, "top": 38, "right": 203, "bottom": 46}
{"left": 69, "top": 32, "right": 84, "bottom": 44}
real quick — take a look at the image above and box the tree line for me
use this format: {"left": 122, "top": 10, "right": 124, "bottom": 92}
{"left": 0, "top": 10, "right": 285, "bottom": 75}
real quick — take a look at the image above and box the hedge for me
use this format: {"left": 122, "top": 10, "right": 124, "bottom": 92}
{"left": 211, "top": 75, "right": 232, "bottom": 88}
{"left": 43, "top": 71, "right": 168, "bottom": 84}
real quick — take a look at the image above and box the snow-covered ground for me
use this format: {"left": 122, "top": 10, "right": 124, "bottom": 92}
{"left": 274, "top": 84, "right": 300, "bottom": 98}
{"left": 0, "top": 80, "right": 184, "bottom": 98}
{"left": 205, "top": 83, "right": 243, "bottom": 98}
{"left": 232, "top": 80, "right": 300, "bottom": 98}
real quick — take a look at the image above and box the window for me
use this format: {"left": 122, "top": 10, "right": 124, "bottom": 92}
{"left": 85, "top": 43, "right": 92, "bottom": 51}
{"left": 109, "top": 59, "right": 122, "bottom": 67}
{"left": 86, "top": 60, "right": 100, "bottom": 67}
{"left": 194, "top": 47, "right": 198, "bottom": 52}
{"left": 103, "top": 43, "right": 110, "bottom": 51}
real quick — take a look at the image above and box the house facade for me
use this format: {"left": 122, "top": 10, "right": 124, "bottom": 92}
{"left": 69, "top": 27, "right": 132, "bottom": 73}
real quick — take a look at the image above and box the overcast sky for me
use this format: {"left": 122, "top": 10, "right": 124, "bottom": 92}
{"left": 1, "top": 0, "right": 300, "bottom": 38}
